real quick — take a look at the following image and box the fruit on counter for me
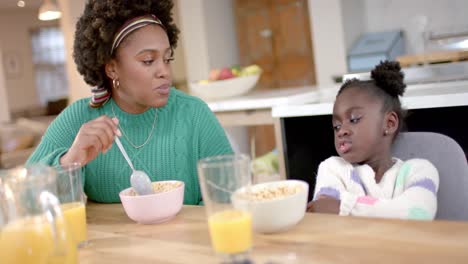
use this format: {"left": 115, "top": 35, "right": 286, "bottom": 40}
{"left": 230, "top": 65, "right": 241, "bottom": 77}
{"left": 240, "top": 64, "right": 261, "bottom": 76}
{"left": 198, "top": 64, "right": 261, "bottom": 84}
{"left": 218, "top": 67, "right": 235, "bottom": 80}
{"left": 208, "top": 69, "right": 220, "bottom": 81}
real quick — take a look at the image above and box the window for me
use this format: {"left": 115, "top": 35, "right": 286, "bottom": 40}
{"left": 31, "top": 27, "right": 68, "bottom": 106}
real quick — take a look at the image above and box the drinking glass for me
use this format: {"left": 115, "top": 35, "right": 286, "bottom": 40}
{"left": 198, "top": 154, "right": 253, "bottom": 264}
{"left": 55, "top": 163, "right": 88, "bottom": 248}
{"left": 0, "top": 165, "right": 77, "bottom": 263}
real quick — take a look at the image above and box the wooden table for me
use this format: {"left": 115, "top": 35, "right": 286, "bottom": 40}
{"left": 80, "top": 203, "right": 468, "bottom": 264}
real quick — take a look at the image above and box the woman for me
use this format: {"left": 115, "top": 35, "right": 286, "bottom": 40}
{"left": 27, "top": 0, "right": 233, "bottom": 204}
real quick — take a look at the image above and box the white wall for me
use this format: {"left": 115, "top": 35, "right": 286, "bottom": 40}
{"left": 308, "top": 0, "right": 348, "bottom": 86}
{"left": 58, "top": 0, "right": 88, "bottom": 104}
{"left": 177, "top": 0, "right": 239, "bottom": 82}
{"left": 203, "top": 0, "right": 239, "bottom": 70}
{"left": 0, "top": 48, "right": 10, "bottom": 123}
{"left": 177, "top": 0, "right": 211, "bottom": 83}
{"left": 0, "top": 8, "right": 57, "bottom": 113}
{"left": 340, "top": 0, "right": 366, "bottom": 51}
{"left": 171, "top": 0, "right": 187, "bottom": 88}
{"left": 342, "top": 0, "right": 468, "bottom": 55}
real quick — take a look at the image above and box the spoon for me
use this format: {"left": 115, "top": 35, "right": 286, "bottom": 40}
{"left": 114, "top": 137, "right": 154, "bottom": 195}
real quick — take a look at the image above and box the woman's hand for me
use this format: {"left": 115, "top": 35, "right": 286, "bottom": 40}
{"left": 306, "top": 195, "right": 340, "bottom": 214}
{"left": 60, "top": 116, "right": 121, "bottom": 166}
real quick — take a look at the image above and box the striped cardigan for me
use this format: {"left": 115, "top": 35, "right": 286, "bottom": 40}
{"left": 313, "top": 157, "right": 439, "bottom": 220}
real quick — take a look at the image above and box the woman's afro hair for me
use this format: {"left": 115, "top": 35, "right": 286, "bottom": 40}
{"left": 73, "top": 0, "right": 179, "bottom": 88}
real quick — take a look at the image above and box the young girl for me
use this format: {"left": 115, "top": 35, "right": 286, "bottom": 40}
{"left": 307, "top": 61, "right": 439, "bottom": 220}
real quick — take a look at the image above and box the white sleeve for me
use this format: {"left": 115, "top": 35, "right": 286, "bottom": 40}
{"left": 313, "top": 157, "right": 360, "bottom": 216}
{"left": 349, "top": 159, "right": 439, "bottom": 220}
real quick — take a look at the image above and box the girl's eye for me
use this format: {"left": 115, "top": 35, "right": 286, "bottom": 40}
{"left": 142, "top": 60, "right": 154, "bottom": 65}
{"left": 350, "top": 117, "right": 361, "bottom": 124}
{"left": 333, "top": 124, "right": 341, "bottom": 131}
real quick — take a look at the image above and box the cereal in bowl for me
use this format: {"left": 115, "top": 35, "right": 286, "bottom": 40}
{"left": 238, "top": 183, "right": 303, "bottom": 201}
{"left": 128, "top": 181, "right": 182, "bottom": 196}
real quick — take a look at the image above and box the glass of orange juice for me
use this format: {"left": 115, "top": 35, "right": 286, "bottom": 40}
{"left": 198, "top": 154, "right": 253, "bottom": 263}
{"left": 55, "top": 163, "right": 87, "bottom": 248}
{"left": 0, "top": 165, "right": 77, "bottom": 264}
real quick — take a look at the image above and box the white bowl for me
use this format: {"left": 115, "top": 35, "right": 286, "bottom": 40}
{"left": 189, "top": 73, "right": 261, "bottom": 101}
{"left": 119, "top": 180, "right": 184, "bottom": 224}
{"left": 231, "top": 180, "right": 309, "bottom": 233}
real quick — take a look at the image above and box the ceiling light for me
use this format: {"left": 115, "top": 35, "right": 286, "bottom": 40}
{"left": 17, "top": 1, "right": 26, "bottom": 8}
{"left": 38, "top": 0, "right": 62, "bottom": 21}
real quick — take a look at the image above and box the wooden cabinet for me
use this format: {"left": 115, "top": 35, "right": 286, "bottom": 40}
{"left": 234, "top": 0, "right": 316, "bottom": 90}
{"left": 234, "top": 0, "right": 317, "bottom": 156}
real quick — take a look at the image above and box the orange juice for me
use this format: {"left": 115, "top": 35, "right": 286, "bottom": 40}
{"left": 208, "top": 209, "right": 252, "bottom": 254}
{"left": 0, "top": 215, "right": 77, "bottom": 264}
{"left": 61, "top": 202, "right": 87, "bottom": 246}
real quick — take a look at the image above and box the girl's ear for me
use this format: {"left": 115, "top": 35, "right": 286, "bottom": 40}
{"left": 384, "top": 111, "right": 399, "bottom": 136}
{"left": 105, "top": 59, "right": 118, "bottom": 80}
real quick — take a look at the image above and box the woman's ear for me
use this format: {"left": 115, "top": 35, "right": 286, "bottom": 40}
{"left": 384, "top": 111, "right": 399, "bottom": 135}
{"left": 104, "top": 60, "right": 118, "bottom": 80}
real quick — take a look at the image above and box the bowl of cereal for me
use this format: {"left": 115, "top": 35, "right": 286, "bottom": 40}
{"left": 232, "top": 180, "right": 308, "bottom": 233}
{"left": 119, "top": 180, "right": 184, "bottom": 224}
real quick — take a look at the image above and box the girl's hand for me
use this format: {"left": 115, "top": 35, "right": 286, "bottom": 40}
{"left": 60, "top": 116, "right": 121, "bottom": 166}
{"left": 306, "top": 195, "right": 340, "bottom": 214}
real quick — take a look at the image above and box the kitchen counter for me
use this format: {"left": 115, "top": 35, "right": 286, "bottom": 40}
{"left": 205, "top": 86, "right": 324, "bottom": 128}
{"left": 272, "top": 80, "right": 468, "bottom": 118}
{"left": 204, "top": 86, "right": 327, "bottom": 155}
{"left": 206, "top": 86, "right": 321, "bottom": 113}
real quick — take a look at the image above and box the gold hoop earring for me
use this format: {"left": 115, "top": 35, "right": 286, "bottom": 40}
{"left": 112, "top": 79, "right": 120, "bottom": 90}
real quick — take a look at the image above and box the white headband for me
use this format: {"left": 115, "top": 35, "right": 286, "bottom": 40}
{"left": 111, "top": 15, "right": 165, "bottom": 54}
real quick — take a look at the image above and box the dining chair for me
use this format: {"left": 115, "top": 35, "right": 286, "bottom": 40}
{"left": 391, "top": 132, "right": 468, "bottom": 221}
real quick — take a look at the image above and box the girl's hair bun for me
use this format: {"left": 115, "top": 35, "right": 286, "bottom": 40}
{"left": 371, "top": 60, "right": 406, "bottom": 97}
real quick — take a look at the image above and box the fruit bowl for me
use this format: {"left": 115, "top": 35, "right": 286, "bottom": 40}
{"left": 189, "top": 65, "right": 262, "bottom": 101}
{"left": 189, "top": 73, "right": 261, "bottom": 101}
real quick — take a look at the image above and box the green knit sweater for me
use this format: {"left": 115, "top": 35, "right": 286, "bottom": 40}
{"left": 27, "top": 88, "right": 233, "bottom": 204}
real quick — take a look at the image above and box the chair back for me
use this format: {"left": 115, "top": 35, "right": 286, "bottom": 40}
{"left": 392, "top": 132, "right": 468, "bottom": 221}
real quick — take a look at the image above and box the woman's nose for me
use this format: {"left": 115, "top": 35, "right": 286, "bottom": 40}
{"left": 156, "top": 62, "right": 171, "bottom": 79}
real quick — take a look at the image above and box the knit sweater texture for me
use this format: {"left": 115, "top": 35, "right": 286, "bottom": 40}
{"left": 27, "top": 88, "right": 233, "bottom": 204}
{"left": 313, "top": 156, "right": 439, "bottom": 220}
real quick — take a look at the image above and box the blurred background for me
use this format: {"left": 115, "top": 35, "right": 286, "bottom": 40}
{"left": 1, "top": 0, "right": 467, "bottom": 168}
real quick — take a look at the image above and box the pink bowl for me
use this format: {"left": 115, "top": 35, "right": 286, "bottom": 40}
{"left": 119, "top": 180, "right": 185, "bottom": 224}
